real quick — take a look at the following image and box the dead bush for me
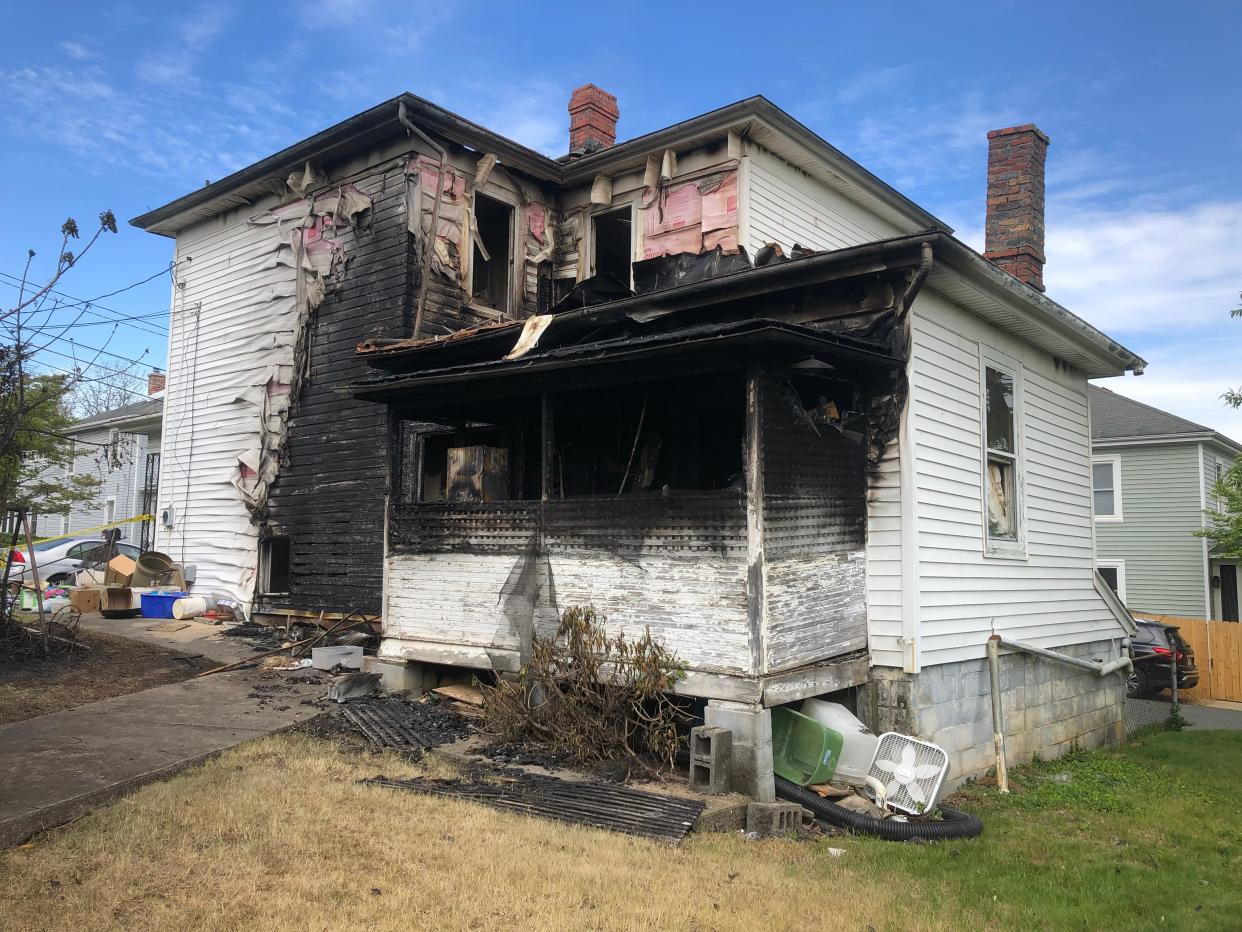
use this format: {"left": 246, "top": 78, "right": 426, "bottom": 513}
{"left": 481, "top": 605, "right": 688, "bottom": 771}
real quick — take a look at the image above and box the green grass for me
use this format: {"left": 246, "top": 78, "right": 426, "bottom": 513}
{"left": 840, "top": 729, "right": 1242, "bottom": 930}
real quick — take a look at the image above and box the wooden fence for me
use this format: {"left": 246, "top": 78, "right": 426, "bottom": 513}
{"left": 1133, "top": 613, "right": 1242, "bottom": 703}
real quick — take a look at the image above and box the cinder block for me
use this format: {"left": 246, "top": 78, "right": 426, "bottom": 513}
{"left": 362, "top": 657, "right": 427, "bottom": 695}
{"left": 688, "top": 726, "right": 733, "bottom": 796}
{"left": 746, "top": 801, "right": 804, "bottom": 837}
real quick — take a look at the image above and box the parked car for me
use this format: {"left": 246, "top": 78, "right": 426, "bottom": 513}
{"left": 6, "top": 537, "right": 142, "bottom": 586}
{"left": 1127, "top": 618, "right": 1199, "bottom": 698}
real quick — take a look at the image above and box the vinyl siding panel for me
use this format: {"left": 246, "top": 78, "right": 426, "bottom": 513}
{"left": 743, "top": 146, "right": 900, "bottom": 256}
{"left": 907, "top": 290, "right": 1126, "bottom": 668}
{"left": 1095, "top": 443, "right": 1207, "bottom": 616}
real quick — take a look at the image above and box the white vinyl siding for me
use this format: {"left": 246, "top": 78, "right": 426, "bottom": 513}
{"left": 865, "top": 428, "right": 905, "bottom": 667}
{"left": 1094, "top": 442, "right": 1208, "bottom": 617}
{"left": 62, "top": 427, "right": 153, "bottom": 541}
{"left": 905, "top": 290, "right": 1125, "bottom": 668}
{"left": 743, "top": 145, "right": 900, "bottom": 256}
{"left": 157, "top": 193, "right": 298, "bottom": 607}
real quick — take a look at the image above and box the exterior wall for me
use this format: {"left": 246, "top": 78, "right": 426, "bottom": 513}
{"left": 1094, "top": 442, "right": 1207, "bottom": 617}
{"left": 157, "top": 193, "right": 299, "bottom": 607}
{"left": 905, "top": 289, "right": 1128, "bottom": 668}
{"left": 742, "top": 144, "right": 901, "bottom": 255}
{"left": 861, "top": 638, "right": 1125, "bottom": 784}
{"left": 259, "top": 168, "right": 406, "bottom": 616}
{"left": 384, "top": 550, "right": 751, "bottom": 675}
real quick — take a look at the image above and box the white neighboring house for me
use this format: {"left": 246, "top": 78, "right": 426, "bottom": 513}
{"left": 23, "top": 383, "right": 163, "bottom": 548}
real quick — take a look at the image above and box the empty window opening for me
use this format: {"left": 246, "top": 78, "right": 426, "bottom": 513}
{"left": 404, "top": 407, "right": 542, "bottom": 504}
{"left": 471, "top": 193, "right": 512, "bottom": 311}
{"left": 261, "top": 536, "right": 291, "bottom": 594}
{"left": 592, "top": 207, "right": 632, "bottom": 286}
{"left": 550, "top": 374, "right": 744, "bottom": 497}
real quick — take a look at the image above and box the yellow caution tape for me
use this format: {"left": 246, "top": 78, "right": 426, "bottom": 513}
{"left": 28, "top": 514, "right": 156, "bottom": 547}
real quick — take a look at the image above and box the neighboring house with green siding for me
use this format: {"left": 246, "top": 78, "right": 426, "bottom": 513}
{"left": 1089, "top": 385, "right": 1241, "bottom": 620}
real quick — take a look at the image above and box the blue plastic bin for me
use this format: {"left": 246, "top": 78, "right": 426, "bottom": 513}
{"left": 140, "top": 591, "right": 187, "bottom": 619}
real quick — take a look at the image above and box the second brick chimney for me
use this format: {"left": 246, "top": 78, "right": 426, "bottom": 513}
{"left": 148, "top": 369, "right": 166, "bottom": 395}
{"left": 984, "top": 124, "right": 1050, "bottom": 292}
{"left": 568, "top": 84, "right": 619, "bottom": 152}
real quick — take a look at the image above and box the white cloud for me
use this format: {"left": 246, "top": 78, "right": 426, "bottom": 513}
{"left": 1046, "top": 200, "right": 1242, "bottom": 333}
{"left": 834, "top": 66, "right": 912, "bottom": 105}
{"left": 445, "top": 80, "right": 567, "bottom": 155}
{"left": 135, "top": 1, "right": 234, "bottom": 86}
{"left": 59, "top": 41, "right": 91, "bottom": 61}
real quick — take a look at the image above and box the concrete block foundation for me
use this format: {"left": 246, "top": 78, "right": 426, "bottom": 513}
{"left": 858, "top": 639, "right": 1127, "bottom": 785}
{"left": 705, "top": 700, "right": 775, "bottom": 802}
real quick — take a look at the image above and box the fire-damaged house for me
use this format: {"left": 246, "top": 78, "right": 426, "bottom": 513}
{"left": 132, "top": 87, "right": 1145, "bottom": 794}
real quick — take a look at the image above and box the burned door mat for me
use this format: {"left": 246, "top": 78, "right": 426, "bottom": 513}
{"left": 364, "top": 771, "right": 705, "bottom": 842}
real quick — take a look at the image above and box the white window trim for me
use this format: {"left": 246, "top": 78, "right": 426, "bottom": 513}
{"left": 1097, "top": 559, "right": 1127, "bottom": 603}
{"left": 104, "top": 497, "right": 116, "bottom": 526}
{"left": 1092, "top": 455, "right": 1124, "bottom": 523}
{"left": 980, "top": 351, "right": 1027, "bottom": 560}
{"left": 466, "top": 188, "right": 519, "bottom": 317}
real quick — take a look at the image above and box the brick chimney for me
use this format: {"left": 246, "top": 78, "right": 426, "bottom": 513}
{"left": 984, "top": 124, "right": 1050, "bottom": 292}
{"left": 568, "top": 84, "right": 619, "bottom": 152}
{"left": 148, "top": 369, "right": 166, "bottom": 395}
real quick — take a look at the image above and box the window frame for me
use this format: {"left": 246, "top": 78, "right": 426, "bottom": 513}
{"left": 979, "top": 353, "right": 1026, "bottom": 558}
{"left": 1096, "top": 559, "right": 1127, "bottom": 603}
{"left": 589, "top": 202, "right": 636, "bottom": 288}
{"left": 259, "top": 535, "right": 292, "bottom": 596}
{"left": 467, "top": 189, "right": 518, "bottom": 316}
{"left": 1091, "top": 455, "right": 1124, "bottom": 523}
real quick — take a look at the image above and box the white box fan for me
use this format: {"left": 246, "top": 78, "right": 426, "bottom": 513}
{"left": 867, "top": 733, "right": 950, "bottom": 814}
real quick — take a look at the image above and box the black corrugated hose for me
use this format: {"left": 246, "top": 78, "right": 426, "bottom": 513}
{"left": 774, "top": 776, "right": 983, "bottom": 841}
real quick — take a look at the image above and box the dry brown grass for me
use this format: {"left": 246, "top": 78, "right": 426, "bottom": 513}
{"left": 0, "top": 630, "right": 213, "bottom": 725}
{"left": 0, "top": 734, "right": 955, "bottom": 932}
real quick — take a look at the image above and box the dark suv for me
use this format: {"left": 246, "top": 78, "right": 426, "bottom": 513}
{"left": 1127, "top": 618, "right": 1199, "bottom": 698}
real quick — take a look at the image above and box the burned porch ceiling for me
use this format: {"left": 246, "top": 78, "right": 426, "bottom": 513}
{"left": 349, "top": 234, "right": 932, "bottom": 406}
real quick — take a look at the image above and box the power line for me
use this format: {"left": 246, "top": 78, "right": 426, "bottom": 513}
{"left": 21, "top": 359, "right": 155, "bottom": 403}
{"left": 0, "top": 268, "right": 171, "bottom": 336}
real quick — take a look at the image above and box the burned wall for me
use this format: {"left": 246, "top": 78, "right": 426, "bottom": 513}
{"left": 259, "top": 167, "right": 410, "bottom": 615}
{"left": 759, "top": 369, "right": 869, "bottom": 673}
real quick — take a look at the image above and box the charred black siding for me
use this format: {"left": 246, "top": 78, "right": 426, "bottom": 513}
{"left": 259, "top": 169, "right": 411, "bottom": 615}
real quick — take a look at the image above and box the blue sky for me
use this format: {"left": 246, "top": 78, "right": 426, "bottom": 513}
{"left": 3, "top": 1, "right": 1240, "bottom": 436}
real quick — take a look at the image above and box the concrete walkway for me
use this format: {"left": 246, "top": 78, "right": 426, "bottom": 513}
{"left": 0, "top": 622, "right": 328, "bottom": 847}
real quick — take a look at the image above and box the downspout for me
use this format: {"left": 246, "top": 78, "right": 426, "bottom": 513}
{"left": 896, "top": 242, "right": 933, "bottom": 673}
{"left": 398, "top": 100, "right": 446, "bottom": 340}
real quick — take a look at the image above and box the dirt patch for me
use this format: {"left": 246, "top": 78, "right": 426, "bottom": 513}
{"left": 0, "top": 630, "right": 215, "bottom": 725}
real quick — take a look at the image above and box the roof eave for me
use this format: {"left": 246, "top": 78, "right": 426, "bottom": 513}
{"left": 130, "top": 94, "right": 563, "bottom": 237}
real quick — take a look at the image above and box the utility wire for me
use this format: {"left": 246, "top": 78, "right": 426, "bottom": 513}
{"left": 0, "top": 268, "right": 172, "bottom": 336}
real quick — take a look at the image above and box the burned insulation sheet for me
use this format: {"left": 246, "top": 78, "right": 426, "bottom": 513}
{"left": 238, "top": 164, "right": 374, "bottom": 518}
{"left": 641, "top": 167, "right": 739, "bottom": 258}
{"left": 364, "top": 771, "right": 705, "bottom": 841}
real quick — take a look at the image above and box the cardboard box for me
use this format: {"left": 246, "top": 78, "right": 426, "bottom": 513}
{"left": 100, "top": 587, "right": 140, "bottom": 617}
{"left": 69, "top": 588, "right": 102, "bottom": 614}
{"left": 104, "top": 554, "right": 136, "bottom": 587}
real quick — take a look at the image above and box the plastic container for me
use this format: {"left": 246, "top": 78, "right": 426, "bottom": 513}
{"left": 140, "top": 590, "right": 188, "bottom": 619}
{"left": 311, "top": 645, "right": 363, "bottom": 671}
{"left": 799, "top": 699, "right": 881, "bottom": 787}
{"left": 131, "top": 551, "right": 174, "bottom": 587}
{"left": 771, "top": 706, "right": 844, "bottom": 787}
{"left": 172, "top": 596, "right": 208, "bottom": 620}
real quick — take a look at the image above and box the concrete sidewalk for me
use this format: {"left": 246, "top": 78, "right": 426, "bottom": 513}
{"left": 0, "top": 663, "right": 327, "bottom": 847}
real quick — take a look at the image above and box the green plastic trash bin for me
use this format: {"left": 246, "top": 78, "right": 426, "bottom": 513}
{"left": 771, "top": 706, "right": 844, "bottom": 786}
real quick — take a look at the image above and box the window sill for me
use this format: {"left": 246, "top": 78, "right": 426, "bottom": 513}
{"left": 983, "top": 542, "right": 1028, "bottom": 561}
{"left": 1094, "top": 516, "right": 1124, "bottom": 524}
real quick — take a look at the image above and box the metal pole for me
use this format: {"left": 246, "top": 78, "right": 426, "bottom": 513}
{"left": 1170, "top": 645, "right": 1180, "bottom": 719}
{"left": 987, "top": 635, "right": 1010, "bottom": 793}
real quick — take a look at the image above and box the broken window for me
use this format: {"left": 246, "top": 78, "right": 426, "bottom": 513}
{"left": 471, "top": 193, "right": 512, "bottom": 311}
{"left": 592, "top": 206, "right": 632, "bottom": 286}
{"left": 401, "top": 405, "right": 542, "bottom": 504}
{"left": 983, "top": 364, "right": 1019, "bottom": 545}
{"left": 260, "top": 536, "right": 291, "bottom": 594}
{"left": 549, "top": 374, "right": 744, "bottom": 497}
